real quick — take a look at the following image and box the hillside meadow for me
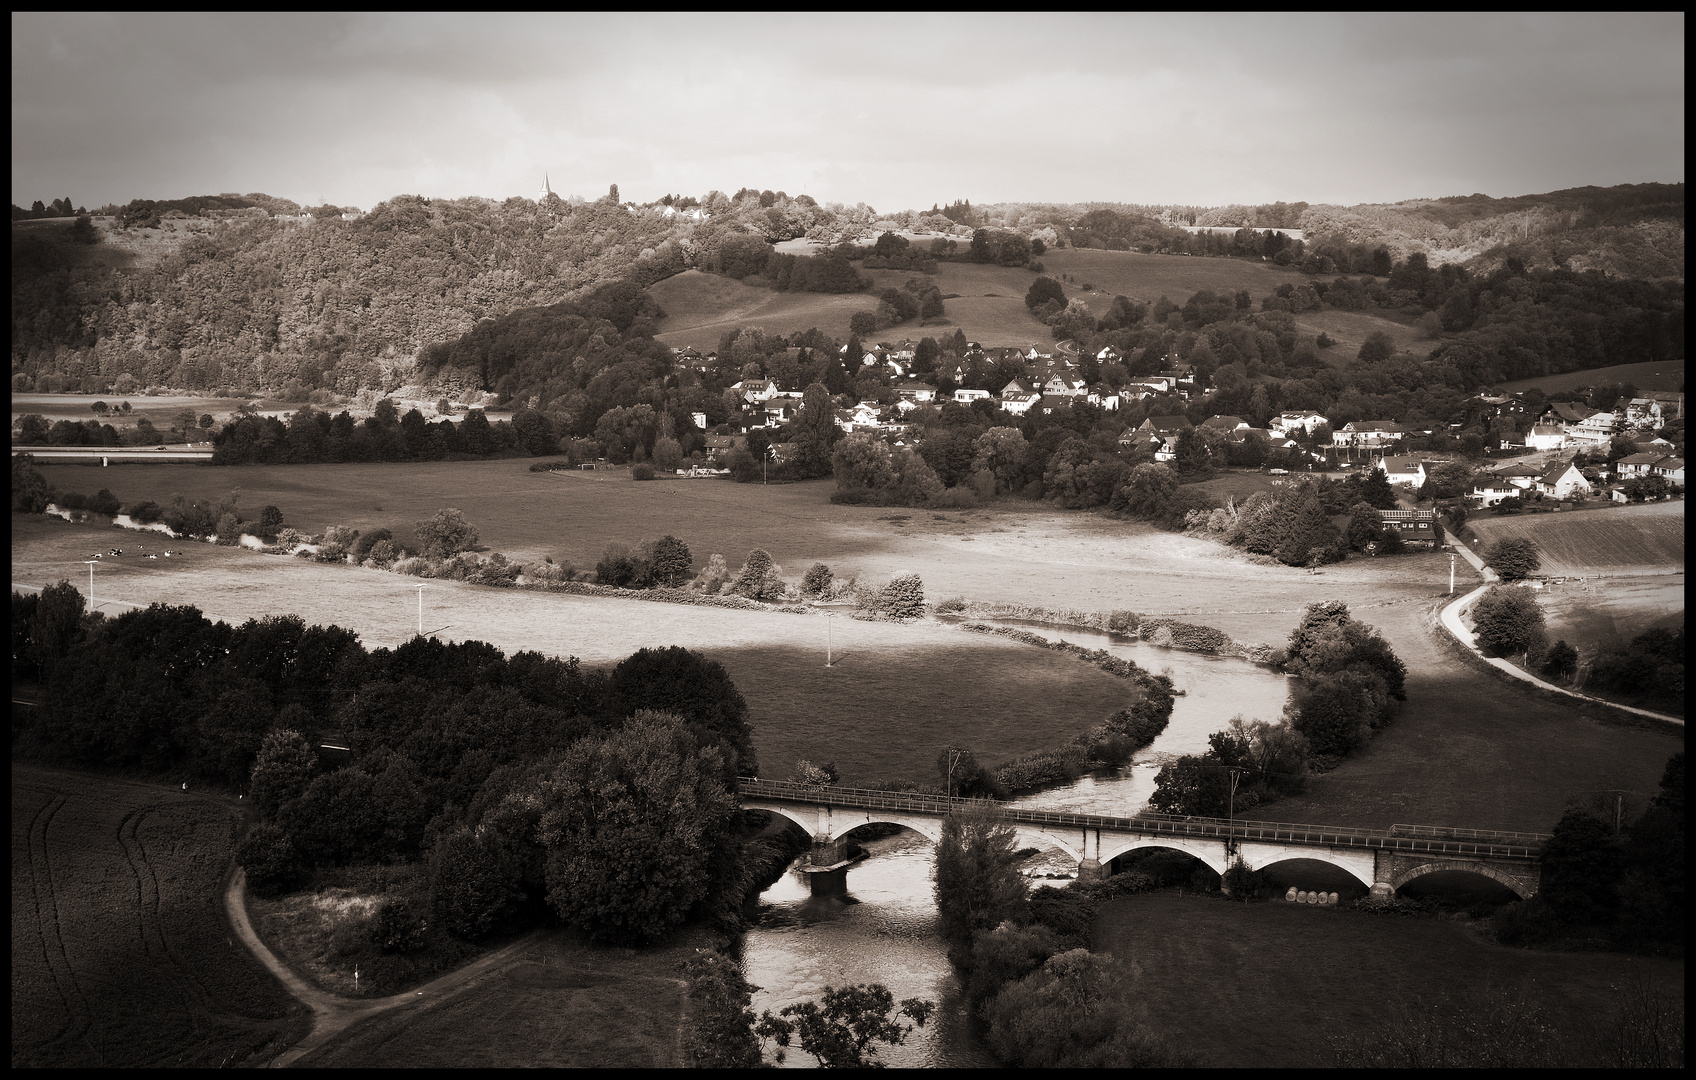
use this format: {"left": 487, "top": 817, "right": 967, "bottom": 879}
{"left": 11, "top": 765, "right": 309, "bottom": 1067}
{"left": 1466, "top": 500, "right": 1685, "bottom": 578}
{"left": 1494, "top": 359, "right": 1686, "bottom": 394}
{"left": 648, "top": 246, "right": 1411, "bottom": 350}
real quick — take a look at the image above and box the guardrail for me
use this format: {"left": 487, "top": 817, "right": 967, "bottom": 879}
{"left": 1392, "top": 823, "right": 1553, "bottom": 844}
{"left": 736, "top": 779, "right": 1547, "bottom": 860}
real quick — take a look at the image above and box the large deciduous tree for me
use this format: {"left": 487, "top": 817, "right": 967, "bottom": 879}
{"left": 416, "top": 507, "right": 479, "bottom": 558}
{"left": 538, "top": 711, "right": 739, "bottom": 942}
{"left": 1470, "top": 584, "right": 1546, "bottom": 657}
{"left": 1483, "top": 537, "right": 1540, "bottom": 581}
{"left": 933, "top": 804, "right": 1028, "bottom": 951}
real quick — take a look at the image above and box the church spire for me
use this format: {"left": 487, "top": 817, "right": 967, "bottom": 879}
{"left": 538, "top": 173, "right": 553, "bottom": 201}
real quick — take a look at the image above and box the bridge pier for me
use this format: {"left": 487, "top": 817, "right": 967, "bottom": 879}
{"left": 1372, "top": 849, "right": 1397, "bottom": 899}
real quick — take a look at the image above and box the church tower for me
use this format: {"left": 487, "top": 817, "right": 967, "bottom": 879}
{"left": 538, "top": 174, "right": 553, "bottom": 202}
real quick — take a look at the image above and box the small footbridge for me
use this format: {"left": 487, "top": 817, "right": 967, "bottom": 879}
{"left": 738, "top": 779, "right": 1547, "bottom": 900}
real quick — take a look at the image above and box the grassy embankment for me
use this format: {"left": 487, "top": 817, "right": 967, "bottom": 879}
{"left": 16, "top": 457, "right": 1682, "bottom": 829}
{"left": 11, "top": 765, "right": 310, "bottom": 1067}
{"left": 1092, "top": 891, "right": 1684, "bottom": 1068}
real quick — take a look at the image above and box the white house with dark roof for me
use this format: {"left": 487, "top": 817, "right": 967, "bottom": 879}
{"left": 1615, "top": 451, "right": 1665, "bottom": 478}
{"left": 894, "top": 381, "right": 937, "bottom": 403}
{"left": 1535, "top": 458, "right": 1591, "bottom": 500}
{"left": 1653, "top": 457, "right": 1684, "bottom": 484}
{"left": 953, "top": 388, "right": 991, "bottom": 404}
{"left": 1374, "top": 454, "right": 1426, "bottom": 487}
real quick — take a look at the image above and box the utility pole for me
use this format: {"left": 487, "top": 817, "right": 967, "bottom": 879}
{"left": 82, "top": 560, "right": 98, "bottom": 614}
{"left": 945, "top": 747, "right": 966, "bottom": 800}
{"left": 1448, "top": 550, "right": 1457, "bottom": 596}
{"left": 413, "top": 584, "right": 426, "bottom": 636}
{"left": 1225, "top": 766, "right": 1246, "bottom": 858}
{"left": 825, "top": 613, "right": 835, "bottom": 667}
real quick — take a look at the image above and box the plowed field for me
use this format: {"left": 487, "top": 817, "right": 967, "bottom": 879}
{"left": 1467, "top": 501, "right": 1684, "bottom": 577}
{"left": 11, "top": 766, "right": 308, "bottom": 1067}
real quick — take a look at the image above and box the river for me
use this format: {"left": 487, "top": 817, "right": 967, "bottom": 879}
{"left": 741, "top": 628, "right": 1292, "bottom": 1066}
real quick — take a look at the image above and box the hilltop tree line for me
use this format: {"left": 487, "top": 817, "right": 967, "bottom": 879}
{"left": 12, "top": 589, "right": 763, "bottom": 946}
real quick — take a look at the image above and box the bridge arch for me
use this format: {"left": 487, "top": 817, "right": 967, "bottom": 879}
{"left": 1391, "top": 861, "right": 1533, "bottom": 900}
{"left": 1100, "top": 837, "right": 1228, "bottom": 877}
{"left": 1242, "top": 850, "right": 1375, "bottom": 890}
{"left": 824, "top": 817, "right": 944, "bottom": 846}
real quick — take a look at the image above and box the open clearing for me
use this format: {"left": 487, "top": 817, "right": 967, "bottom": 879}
{"left": 649, "top": 248, "right": 1344, "bottom": 350}
{"left": 1495, "top": 359, "right": 1686, "bottom": 395}
{"left": 293, "top": 926, "right": 699, "bottom": 1067}
{"left": 1532, "top": 576, "right": 1685, "bottom": 648}
{"left": 11, "top": 764, "right": 309, "bottom": 1067}
{"left": 1466, "top": 500, "right": 1685, "bottom": 577}
{"left": 1094, "top": 891, "right": 1683, "bottom": 1068}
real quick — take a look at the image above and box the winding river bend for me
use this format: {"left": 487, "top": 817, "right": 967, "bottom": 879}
{"left": 742, "top": 630, "right": 1292, "bottom": 1066}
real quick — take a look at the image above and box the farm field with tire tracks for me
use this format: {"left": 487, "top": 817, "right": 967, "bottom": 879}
{"left": 10, "top": 765, "right": 309, "bottom": 1067}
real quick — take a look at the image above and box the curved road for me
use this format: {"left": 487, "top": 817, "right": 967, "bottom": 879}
{"left": 224, "top": 869, "right": 543, "bottom": 1067}
{"left": 1437, "top": 545, "right": 1682, "bottom": 728}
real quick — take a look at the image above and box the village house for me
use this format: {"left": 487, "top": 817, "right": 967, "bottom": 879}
{"left": 1332, "top": 420, "right": 1411, "bottom": 450}
{"left": 1526, "top": 421, "right": 1568, "bottom": 451}
{"left": 1374, "top": 454, "right": 1426, "bottom": 487}
{"left": 1472, "top": 477, "right": 1524, "bottom": 507}
{"left": 894, "top": 381, "right": 937, "bottom": 404}
{"left": 998, "top": 390, "right": 1037, "bottom": 416}
{"left": 1535, "top": 457, "right": 1592, "bottom": 500}
{"left": 1648, "top": 456, "right": 1685, "bottom": 484}
{"left": 1270, "top": 411, "right": 1328, "bottom": 437}
{"left": 953, "top": 388, "right": 991, "bottom": 404}
{"left": 733, "top": 378, "right": 778, "bottom": 404}
{"left": 1615, "top": 451, "right": 1665, "bottom": 479}
{"left": 1201, "top": 414, "right": 1250, "bottom": 433}
{"left": 1376, "top": 508, "right": 1438, "bottom": 548}
{"left": 1041, "top": 374, "right": 1089, "bottom": 398}
{"left": 1621, "top": 397, "right": 1665, "bottom": 430}
{"left": 703, "top": 434, "right": 744, "bottom": 462}
{"left": 1086, "top": 388, "right": 1121, "bottom": 411}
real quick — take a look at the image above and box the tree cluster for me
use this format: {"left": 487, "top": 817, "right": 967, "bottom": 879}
{"left": 1280, "top": 600, "right": 1407, "bottom": 758}
{"left": 12, "top": 597, "right": 760, "bottom": 943}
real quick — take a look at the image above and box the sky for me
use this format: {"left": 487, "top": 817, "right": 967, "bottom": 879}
{"left": 11, "top": 12, "right": 1686, "bottom": 214}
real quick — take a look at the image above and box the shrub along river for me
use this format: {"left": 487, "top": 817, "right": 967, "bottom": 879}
{"left": 741, "top": 627, "right": 1294, "bottom": 1066}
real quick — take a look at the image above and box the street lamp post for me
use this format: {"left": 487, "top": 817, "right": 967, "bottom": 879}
{"left": 1225, "top": 766, "right": 1246, "bottom": 858}
{"left": 82, "top": 560, "right": 98, "bottom": 615}
{"left": 1448, "top": 551, "right": 1457, "bottom": 596}
{"left": 413, "top": 584, "right": 427, "bottom": 636}
{"left": 825, "top": 612, "right": 835, "bottom": 667}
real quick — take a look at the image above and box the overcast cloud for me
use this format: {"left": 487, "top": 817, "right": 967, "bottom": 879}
{"left": 11, "top": 12, "right": 1685, "bottom": 213}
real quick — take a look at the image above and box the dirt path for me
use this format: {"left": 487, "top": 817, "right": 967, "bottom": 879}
{"left": 222, "top": 869, "right": 544, "bottom": 1068}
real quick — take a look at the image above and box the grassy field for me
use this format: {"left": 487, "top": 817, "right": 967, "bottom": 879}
{"left": 1530, "top": 577, "right": 1685, "bottom": 647}
{"left": 1466, "top": 500, "right": 1685, "bottom": 577}
{"left": 15, "top": 506, "right": 1681, "bottom": 833}
{"left": 295, "top": 926, "right": 701, "bottom": 1067}
{"left": 12, "top": 392, "right": 244, "bottom": 427}
{"left": 650, "top": 248, "right": 1341, "bottom": 350}
{"left": 1495, "top": 359, "right": 1686, "bottom": 395}
{"left": 11, "top": 764, "right": 309, "bottom": 1067}
{"left": 1093, "top": 891, "right": 1684, "bottom": 1068}
{"left": 10, "top": 514, "right": 1138, "bottom": 788}
{"left": 1289, "top": 307, "right": 1430, "bottom": 364}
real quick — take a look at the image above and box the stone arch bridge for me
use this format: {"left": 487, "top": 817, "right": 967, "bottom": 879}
{"left": 738, "top": 779, "right": 1546, "bottom": 900}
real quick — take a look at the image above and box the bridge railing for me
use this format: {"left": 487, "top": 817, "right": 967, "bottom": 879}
{"left": 1392, "top": 823, "right": 1553, "bottom": 845}
{"left": 736, "top": 779, "right": 1546, "bottom": 860}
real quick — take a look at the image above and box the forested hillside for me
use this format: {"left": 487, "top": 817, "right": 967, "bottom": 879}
{"left": 10, "top": 182, "right": 1682, "bottom": 411}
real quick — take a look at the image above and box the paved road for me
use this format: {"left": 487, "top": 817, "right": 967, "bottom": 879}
{"left": 224, "top": 869, "right": 543, "bottom": 1068}
{"left": 1437, "top": 569, "right": 1682, "bottom": 728}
